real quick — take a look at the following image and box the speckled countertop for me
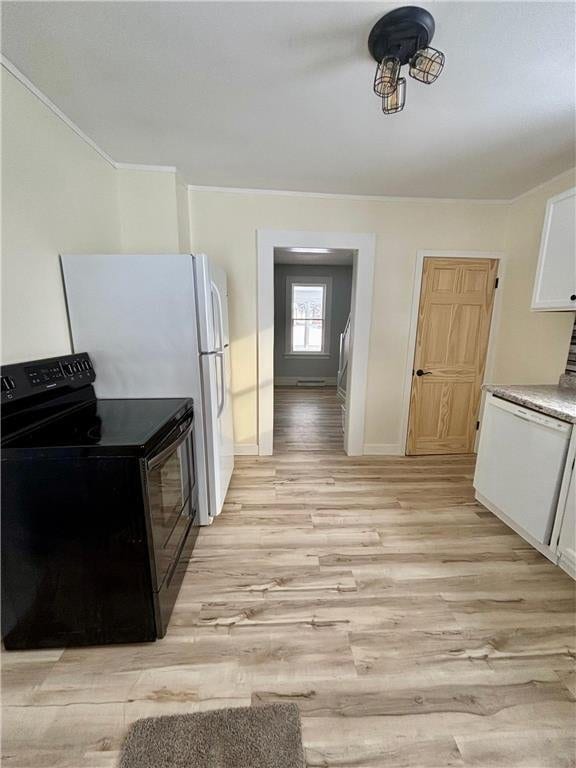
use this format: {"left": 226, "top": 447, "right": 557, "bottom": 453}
{"left": 483, "top": 383, "right": 576, "bottom": 424}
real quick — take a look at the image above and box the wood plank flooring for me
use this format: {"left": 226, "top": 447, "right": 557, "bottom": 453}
{"left": 2, "top": 387, "right": 575, "bottom": 767}
{"left": 274, "top": 386, "right": 344, "bottom": 453}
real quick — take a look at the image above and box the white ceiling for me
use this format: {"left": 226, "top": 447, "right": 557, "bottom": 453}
{"left": 3, "top": 2, "right": 575, "bottom": 199}
{"left": 274, "top": 248, "right": 354, "bottom": 265}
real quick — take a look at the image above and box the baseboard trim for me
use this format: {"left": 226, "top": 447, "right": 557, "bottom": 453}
{"left": 274, "top": 377, "right": 337, "bottom": 386}
{"left": 363, "top": 443, "right": 403, "bottom": 456}
{"left": 234, "top": 443, "right": 259, "bottom": 456}
{"left": 558, "top": 549, "right": 576, "bottom": 580}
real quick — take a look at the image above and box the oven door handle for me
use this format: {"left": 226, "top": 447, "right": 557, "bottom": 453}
{"left": 147, "top": 417, "right": 193, "bottom": 471}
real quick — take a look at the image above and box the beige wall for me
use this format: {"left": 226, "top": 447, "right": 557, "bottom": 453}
{"left": 189, "top": 177, "right": 575, "bottom": 450}
{"left": 117, "top": 168, "right": 180, "bottom": 253}
{"left": 1, "top": 68, "right": 120, "bottom": 363}
{"left": 188, "top": 190, "right": 512, "bottom": 448}
{"left": 492, "top": 170, "right": 575, "bottom": 384}
{"left": 1, "top": 70, "right": 186, "bottom": 364}
{"left": 176, "top": 176, "right": 192, "bottom": 253}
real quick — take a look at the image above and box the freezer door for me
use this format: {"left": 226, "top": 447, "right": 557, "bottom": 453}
{"left": 194, "top": 254, "right": 230, "bottom": 351}
{"left": 61, "top": 254, "right": 200, "bottom": 398}
{"left": 200, "top": 347, "right": 234, "bottom": 517}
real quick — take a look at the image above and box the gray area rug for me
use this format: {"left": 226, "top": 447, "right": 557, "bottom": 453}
{"left": 119, "top": 703, "right": 305, "bottom": 768}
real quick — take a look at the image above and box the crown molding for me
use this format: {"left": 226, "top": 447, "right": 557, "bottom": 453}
{"left": 2, "top": 55, "right": 116, "bottom": 168}
{"left": 4, "top": 54, "right": 573, "bottom": 205}
{"left": 187, "top": 184, "right": 510, "bottom": 205}
{"left": 2, "top": 56, "right": 176, "bottom": 175}
{"left": 508, "top": 167, "right": 576, "bottom": 204}
{"left": 115, "top": 162, "right": 177, "bottom": 173}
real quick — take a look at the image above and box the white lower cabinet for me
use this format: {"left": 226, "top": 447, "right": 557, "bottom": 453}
{"left": 555, "top": 458, "right": 576, "bottom": 578}
{"left": 475, "top": 395, "right": 575, "bottom": 579}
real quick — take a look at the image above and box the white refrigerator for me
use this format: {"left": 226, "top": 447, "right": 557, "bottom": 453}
{"left": 60, "top": 253, "right": 234, "bottom": 525}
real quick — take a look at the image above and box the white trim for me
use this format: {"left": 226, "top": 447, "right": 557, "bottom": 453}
{"left": 558, "top": 550, "right": 576, "bottom": 580}
{"left": 115, "top": 162, "right": 177, "bottom": 173}
{"left": 1, "top": 55, "right": 116, "bottom": 168}
{"left": 509, "top": 168, "right": 576, "bottom": 204}
{"left": 285, "top": 275, "right": 332, "bottom": 356}
{"left": 274, "top": 376, "right": 337, "bottom": 386}
{"left": 257, "top": 229, "right": 375, "bottom": 457}
{"left": 189, "top": 184, "right": 509, "bottom": 205}
{"left": 283, "top": 353, "right": 331, "bottom": 359}
{"left": 399, "top": 250, "right": 507, "bottom": 456}
{"left": 1, "top": 56, "right": 176, "bottom": 175}
{"left": 234, "top": 443, "right": 259, "bottom": 456}
{"left": 363, "top": 443, "right": 403, "bottom": 456}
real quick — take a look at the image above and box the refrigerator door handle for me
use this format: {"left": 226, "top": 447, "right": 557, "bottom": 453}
{"left": 216, "top": 351, "right": 225, "bottom": 418}
{"left": 211, "top": 281, "right": 225, "bottom": 353}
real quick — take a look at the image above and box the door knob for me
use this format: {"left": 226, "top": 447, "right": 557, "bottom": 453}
{"left": 570, "top": 294, "right": 576, "bottom": 301}
{"left": 415, "top": 369, "right": 432, "bottom": 376}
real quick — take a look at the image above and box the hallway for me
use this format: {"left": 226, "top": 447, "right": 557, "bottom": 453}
{"left": 273, "top": 386, "right": 344, "bottom": 454}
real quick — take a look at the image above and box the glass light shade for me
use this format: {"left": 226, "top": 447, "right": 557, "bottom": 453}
{"left": 373, "top": 56, "right": 401, "bottom": 97}
{"left": 382, "top": 77, "right": 406, "bottom": 114}
{"left": 409, "top": 47, "right": 445, "bottom": 84}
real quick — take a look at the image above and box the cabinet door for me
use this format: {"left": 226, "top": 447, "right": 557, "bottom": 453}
{"left": 557, "top": 463, "right": 575, "bottom": 577}
{"left": 531, "top": 187, "right": 576, "bottom": 311}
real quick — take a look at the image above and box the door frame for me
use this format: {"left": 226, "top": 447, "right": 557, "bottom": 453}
{"left": 257, "top": 229, "right": 376, "bottom": 456}
{"left": 399, "top": 249, "right": 507, "bottom": 455}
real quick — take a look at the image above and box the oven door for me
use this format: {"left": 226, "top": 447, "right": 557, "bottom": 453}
{"left": 144, "top": 414, "right": 195, "bottom": 590}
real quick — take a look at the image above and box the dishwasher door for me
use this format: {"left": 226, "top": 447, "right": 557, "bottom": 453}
{"left": 474, "top": 394, "right": 571, "bottom": 544}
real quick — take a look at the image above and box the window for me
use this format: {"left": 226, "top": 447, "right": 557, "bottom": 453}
{"left": 285, "top": 276, "right": 332, "bottom": 355}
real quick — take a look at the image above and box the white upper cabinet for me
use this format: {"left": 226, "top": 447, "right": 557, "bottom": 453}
{"left": 531, "top": 187, "right": 576, "bottom": 311}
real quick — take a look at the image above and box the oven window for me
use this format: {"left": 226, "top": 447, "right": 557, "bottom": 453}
{"left": 148, "top": 440, "right": 192, "bottom": 548}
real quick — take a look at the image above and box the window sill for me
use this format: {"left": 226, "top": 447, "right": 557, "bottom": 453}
{"left": 284, "top": 352, "right": 331, "bottom": 359}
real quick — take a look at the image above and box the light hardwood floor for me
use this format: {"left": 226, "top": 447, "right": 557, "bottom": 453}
{"left": 2, "top": 387, "right": 575, "bottom": 767}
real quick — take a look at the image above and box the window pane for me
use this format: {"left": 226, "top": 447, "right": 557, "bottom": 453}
{"left": 292, "top": 319, "right": 323, "bottom": 352}
{"left": 292, "top": 320, "right": 306, "bottom": 350}
{"left": 307, "top": 320, "right": 323, "bottom": 351}
{"left": 292, "top": 284, "right": 324, "bottom": 320}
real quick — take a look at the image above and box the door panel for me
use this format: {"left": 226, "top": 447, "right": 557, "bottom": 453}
{"left": 407, "top": 258, "right": 498, "bottom": 455}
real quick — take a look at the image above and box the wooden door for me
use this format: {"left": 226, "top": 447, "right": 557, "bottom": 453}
{"left": 407, "top": 257, "right": 498, "bottom": 455}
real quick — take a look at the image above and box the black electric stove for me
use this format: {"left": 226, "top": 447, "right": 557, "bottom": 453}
{"left": 1, "top": 353, "right": 199, "bottom": 650}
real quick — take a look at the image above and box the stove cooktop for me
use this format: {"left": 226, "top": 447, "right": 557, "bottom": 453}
{"left": 2, "top": 397, "right": 193, "bottom": 457}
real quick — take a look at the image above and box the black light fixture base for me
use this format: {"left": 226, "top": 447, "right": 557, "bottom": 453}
{"left": 368, "top": 6, "right": 435, "bottom": 65}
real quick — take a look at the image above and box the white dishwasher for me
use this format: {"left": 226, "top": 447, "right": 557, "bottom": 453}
{"left": 474, "top": 393, "right": 571, "bottom": 546}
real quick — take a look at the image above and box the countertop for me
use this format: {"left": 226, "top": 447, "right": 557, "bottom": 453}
{"left": 483, "top": 384, "right": 576, "bottom": 424}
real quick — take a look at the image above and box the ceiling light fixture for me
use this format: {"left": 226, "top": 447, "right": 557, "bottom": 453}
{"left": 369, "top": 6, "right": 445, "bottom": 115}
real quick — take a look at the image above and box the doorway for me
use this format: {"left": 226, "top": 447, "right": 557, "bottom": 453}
{"left": 273, "top": 251, "right": 353, "bottom": 453}
{"left": 257, "top": 230, "right": 376, "bottom": 456}
{"left": 405, "top": 254, "right": 501, "bottom": 455}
